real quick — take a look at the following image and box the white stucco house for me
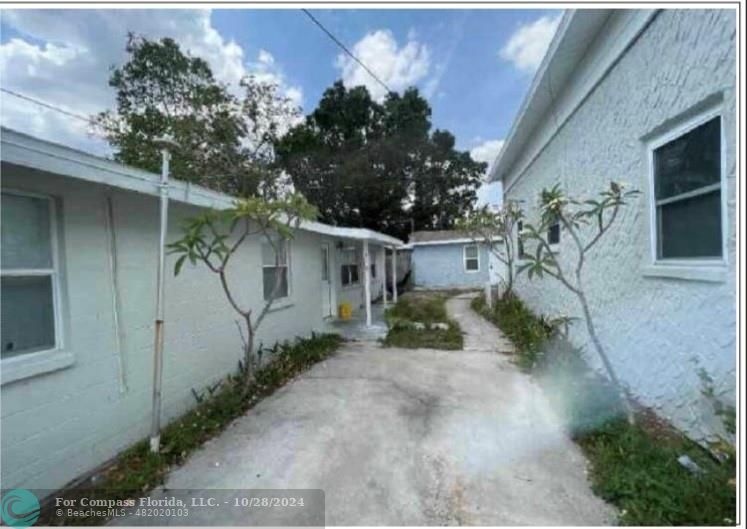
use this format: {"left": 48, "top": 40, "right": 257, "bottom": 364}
{"left": 408, "top": 230, "right": 505, "bottom": 290}
{"left": 0, "top": 128, "right": 404, "bottom": 491}
{"left": 491, "top": 9, "right": 736, "bottom": 441}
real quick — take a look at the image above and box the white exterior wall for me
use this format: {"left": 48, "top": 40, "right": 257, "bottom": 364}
{"left": 1, "top": 165, "right": 328, "bottom": 491}
{"left": 504, "top": 9, "right": 736, "bottom": 441}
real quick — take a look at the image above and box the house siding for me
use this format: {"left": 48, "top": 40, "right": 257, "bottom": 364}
{"left": 1, "top": 165, "right": 328, "bottom": 491}
{"left": 412, "top": 243, "right": 489, "bottom": 289}
{"left": 504, "top": 9, "right": 736, "bottom": 441}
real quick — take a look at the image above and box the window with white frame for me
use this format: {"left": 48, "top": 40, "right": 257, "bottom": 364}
{"left": 262, "top": 239, "right": 290, "bottom": 301}
{"left": 650, "top": 114, "right": 723, "bottom": 260}
{"left": 464, "top": 244, "right": 479, "bottom": 272}
{"left": 1, "top": 191, "right": 61, "bottom": 359}
{"left": 340, "top": 247, "right": 360, "bottom": 286}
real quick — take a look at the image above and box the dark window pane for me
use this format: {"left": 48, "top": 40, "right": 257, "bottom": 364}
{"left": 341, "top": 266, "right": 349, "bottom": 286}
{"left": 654, "top": 117, "right": 720, "bottom": 200}
{"left": 658, "top": 190, "right": 722, "bottom": 259}
{"left": 1, "top": 275, "right": 56, "bottom": 357}
{"left": 466, "top": 258, "right": 479, "bottom": 271}
{"left": 1, "top": 193, "right": 52, "bottom": 269}
{"left": 263, "top": 267, "right": 288, "bottom": 300}
{"left": 351, "top": 265, "right": 359, "bottom": 284}
{"left": 548, "top": 223, "right": 560, "bottom": 245}
{"left": 517, "top": 221, "right": 527, "bottom": 258}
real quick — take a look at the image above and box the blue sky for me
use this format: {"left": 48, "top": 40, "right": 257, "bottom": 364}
{"left": 211, "top": 9, "right": 558, "bottom": 151}
{"left": 0, "top": 8, "right": 562, "bottom": 200}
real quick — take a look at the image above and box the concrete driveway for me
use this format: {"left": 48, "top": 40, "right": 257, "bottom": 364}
{"left": 131, "top": 295, "right": 615, "bottom": 525}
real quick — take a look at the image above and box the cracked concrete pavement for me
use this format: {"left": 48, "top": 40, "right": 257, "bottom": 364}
{"left": 123, "top": 294, "right": 615, "bottom": 525}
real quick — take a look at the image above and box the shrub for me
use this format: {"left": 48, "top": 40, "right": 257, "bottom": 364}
{"left": 41, "top": 333, "right": 342, "bottom": 526}
{"left": 471, "top": 292, "right": 553, "bottom": 371}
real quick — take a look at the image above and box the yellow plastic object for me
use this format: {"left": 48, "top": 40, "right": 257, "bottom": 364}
{"left": 338, "top": 302, "right": 353, "bottom": 320}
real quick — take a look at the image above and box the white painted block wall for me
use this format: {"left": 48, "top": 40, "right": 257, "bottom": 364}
{"left": 504, "top": 9, "right": 736, "bottom": 441}
{"left": 1, "top": 166, "right": 328, "bottom": 491}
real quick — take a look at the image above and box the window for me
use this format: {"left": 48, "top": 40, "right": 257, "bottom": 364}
{"left": 548, "top": 222, "right": 560, "bottom": 246}
{"left": 1, "top": 191, "right": 60, "bottom": 359}
{"left": 371, "top": 263, "right": 376, "bottom": 279}
{"left": 262, "top": 239, "right": 289, "bottom": 300}
{"left": 464, "top": 244, "right": 479, "bottom": 272}
{"left": 650, "top": 115, "right": 723, "bottom": 261}
{"left": 517, "top": 221, "right": 528, "bottom": 259}
{"left": 340, "top": 247, "right": 360, "bottom": 286}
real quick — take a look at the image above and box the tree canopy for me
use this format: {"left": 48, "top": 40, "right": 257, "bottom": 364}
{"left": 275, "top": 82, "right": 486, "bottom": 239}
{"left": 96, "top": 34, "right": 299, "bottom": 197}
{"left": 97, "top": 37, "right": 486, "bottom": 237}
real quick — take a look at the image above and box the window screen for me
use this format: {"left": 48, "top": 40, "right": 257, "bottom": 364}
{"left": 653, "top": 116, "right": 722, "bottom": 259}
{"left": 1, "top": 192, "right": 58, "bottom": 358}
{"left": 465, "top": 245, "right": 479, "bottom": 271}
{"left": 261, "top": 239, "right": 289, "bottom": 300}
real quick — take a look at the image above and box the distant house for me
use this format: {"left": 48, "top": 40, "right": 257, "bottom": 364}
{"left": 0, "top": 128, "right": 404, "bottom": 491}
{"left": 408, "top": 230, "right": 503, "bottom": 290}
{"left": 491, "top": 9, "right": 736, "bottom": 441}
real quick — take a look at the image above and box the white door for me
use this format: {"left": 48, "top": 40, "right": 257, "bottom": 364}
{"left": 321, "top": 244, "right": 333, "bottom": 317}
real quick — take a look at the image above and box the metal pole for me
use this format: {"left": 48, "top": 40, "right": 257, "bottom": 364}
{"left": 382, "top": 247, "right": 388, "bottom": 308}
{"left": 149, "top": 144, "right": 173, "bottom": 453}
{"left": 363, "top": 240, "right": 372, "bottom": 327}
{"left": 392, "top": 247, "right": 398, "bottom": 303}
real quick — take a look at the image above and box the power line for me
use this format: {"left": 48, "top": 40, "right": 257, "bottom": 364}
{"left": 1, "top": 87, "right": 98, "bottom": 126}
{"left": 300, "top": 9, "right": 392, "bottom": 96}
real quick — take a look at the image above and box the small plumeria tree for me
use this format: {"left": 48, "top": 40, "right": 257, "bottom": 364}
{"left": 518, "top": 182, "right": 640, "bottom": 424}
{"left": 168, "top": 193, "right": 317, "bottom": 388}
{"left": 457, "top": 201, "right": 523, "bottom": 298}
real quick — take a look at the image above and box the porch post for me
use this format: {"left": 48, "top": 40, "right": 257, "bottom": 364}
{"left": 363, "top": 240, "right": 372, "bottom": 327}
{"left": 382, "top": 246, "right": 388, "bottom": 307}
{"left": 392, "top": 246, "right": 398, "bottom": 303}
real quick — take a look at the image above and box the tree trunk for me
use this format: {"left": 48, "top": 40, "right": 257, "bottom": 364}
{"left": 577, "top": 291, "right": 636, "bottom": 425}
{"left": 244, "top": 317, "right": 255, "bottom": 389}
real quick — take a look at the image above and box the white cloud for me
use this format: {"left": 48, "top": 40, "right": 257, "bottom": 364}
{"left": 499, "top": 14, "right": 561, "bottom": 73}
{"left": 336, "top": 29, "right": 430, "bottom": 102}
{"left": 470, "top": 138, "right": 505, "bottom": 175}
{"left": 0, "top": 9, "right": 302, "bottom": 153}
{"left": 471, "top": 138, "right": 505, "bottom": 208}
{"left": 247, "top": 49, "right": 304, "bottom": 108}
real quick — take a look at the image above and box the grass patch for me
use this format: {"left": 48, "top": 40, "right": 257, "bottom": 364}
{"left": 39, "top": 332, "right": 342, "bottom": 526}
{"left": 577, "top": 419, "right": 736, "bottom": 525}
{"left": 471, "top": 292, "right": 553, "bottom": 371}
{"left": 471, "top": 292, "right": 736, "bottom": 525}
{"left": 382, "top": 293, "right": 463, "bottom": 350}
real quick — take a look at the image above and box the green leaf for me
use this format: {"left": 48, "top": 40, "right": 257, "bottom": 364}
{"left": 174, "top": 255, "right": 187, "bottom": 276}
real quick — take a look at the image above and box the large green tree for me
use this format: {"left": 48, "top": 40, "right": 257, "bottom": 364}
{"left": 275, "top": 82, "right": 485, "bottom": 239}
{"left": 96, "top": 34, "right": 299, "bottom": 196}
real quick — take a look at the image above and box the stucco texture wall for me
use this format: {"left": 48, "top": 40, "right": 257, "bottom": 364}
{"left": 412, "top": 243, "right": 489, "bottom": 289}
{"left": 504, "top": 10, "right": 736, "bottom": 441}
{"left": 1, "top": 166, "right": 327, "bottom": 491}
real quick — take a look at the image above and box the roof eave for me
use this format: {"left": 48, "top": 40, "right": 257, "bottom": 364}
{"left": 0, "top": 127, "right": 404, "bottom": 247}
